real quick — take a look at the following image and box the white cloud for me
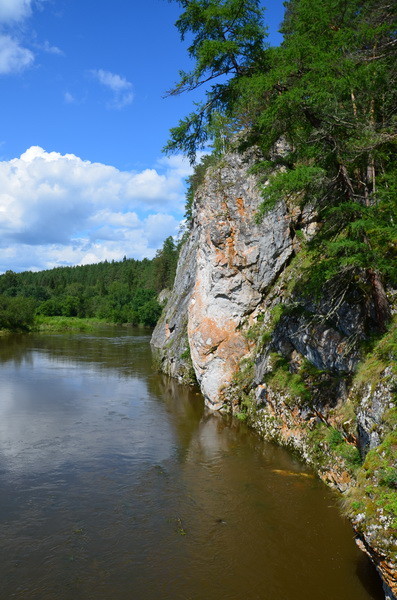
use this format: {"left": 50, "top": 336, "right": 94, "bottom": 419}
{"left": 91, "top": 68, "right": 134, "bottom": 109}
{"left": 0, "top": 0, "right": 34, "bottom": 75}
{"left": 0, "top": 0, "right": 32, "bottom": 24}
{"left": 92, "top": 69, "right": 131, "bottom": 92}
{"left": 144, "top": 213, "right": 180, "bottom": 247}
{"left": 0, "top": 146, "right": 189, "bottom": 272}
{"left": 36, "top": 39, "right": 63, "bottom": 55}
{"left": 0, "top": 2, "right": 62, "bottom": 76}
{"left": 64, "top": 91, "right": 75, "bottom": 104}
{"left": 157, "top": 155, "right": 194, "bottom": 179}
{"left": 0, "top": 33, "right": 34, "bottom": 73}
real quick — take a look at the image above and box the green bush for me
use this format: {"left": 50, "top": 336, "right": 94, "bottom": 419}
{"left": 137, "top": 299, "right": 162, "bottom": 327}
{"left": 0, "top": 295, "right": 36, "bottom": 331}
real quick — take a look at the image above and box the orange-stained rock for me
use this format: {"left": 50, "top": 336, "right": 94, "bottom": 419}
{"left": 184, "top": 150, "right": 293, "bottom": 408}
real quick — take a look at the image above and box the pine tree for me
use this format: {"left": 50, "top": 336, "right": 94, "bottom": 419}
{"left": 255, "top": 0, "right": 396, "bottom": 329}
{"left": 164, "top": 0, "right": 268, "bottom": 161}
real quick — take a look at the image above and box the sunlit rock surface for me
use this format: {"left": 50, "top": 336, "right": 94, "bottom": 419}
{"left": 152, "top": 150, "right": 293, "bottom": 406}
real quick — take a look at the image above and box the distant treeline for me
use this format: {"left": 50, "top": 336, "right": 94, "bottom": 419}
{"left": 0, "top": 236, "right": 179, "bottom": 331}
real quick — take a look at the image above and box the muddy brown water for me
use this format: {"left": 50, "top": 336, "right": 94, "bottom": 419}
{"left": 0, "top": 328, "right": 384, "bottom": 599}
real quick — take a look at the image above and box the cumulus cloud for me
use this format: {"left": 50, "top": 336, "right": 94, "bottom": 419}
{"left": 0, "top": 146, "right": 190, "bottom": 272}
{"left": 0, "top": 33, "right": 34, "bottom": 73}
{"left": 157, "top": 155, "right": 195, "bottom": 179}
{"left": 91, "top": 69, "right": 134, "bottom": 109}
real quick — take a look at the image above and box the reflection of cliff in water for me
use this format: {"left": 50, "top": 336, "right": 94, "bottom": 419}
{"left": 147, "top": 394, "right": 384, "bottom": 600}
{"left": 146, "top": 373, "right": 205, "bottom": 454}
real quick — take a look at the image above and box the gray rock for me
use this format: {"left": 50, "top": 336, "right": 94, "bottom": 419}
{"left": 186, "top": 151, "right": 293, "bottom": 407}
{"left": 150, "top": 224, "right": 199, "bottom": 383}
{"left": 356, "top": 367, "right": 396, "bottom": 455}
{"left": 152, "top": 149, "right": 294, "bottom": 407}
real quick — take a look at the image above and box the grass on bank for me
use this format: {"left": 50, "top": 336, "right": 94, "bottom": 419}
{"left": 33, "top": 315, "right": 111, "bottom": 333}
{"left": 0, "top": 315, "right": 157, "bottom": 335}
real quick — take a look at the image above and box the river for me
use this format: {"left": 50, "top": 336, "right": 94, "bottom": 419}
{"left": 0, "top": 327, "right": 384, "bottom": 599}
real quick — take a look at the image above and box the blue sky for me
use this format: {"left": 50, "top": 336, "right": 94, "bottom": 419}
{"left": 0, "top": 0, "right": 285, "bottom": 273}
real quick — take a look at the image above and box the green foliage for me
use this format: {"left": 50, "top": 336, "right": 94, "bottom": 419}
{"left": 34, "top": 316, "right": 106, "bottom": 333}
{"left": 0, "top": 245, "right": 175, "bottom": 328}
{"left": 0, "top": 295, "right": 36, "bottom": 331}
{"left": 180, "top": 347, "right": 191, "bottom": 361}
{"left": 327, "top": 427, "right": 344, "bottom": 449}
{"left": 379, "top": 467, "right": 397, "bottom": 489}
{"left": 307, "top": 422, "right": 362, "bottom": 472}
{"left": 345, "top": 431, "right": 397, "bottom": 537}
{"left": 137, "top": 299, "right": 163, "bottom": 327}
{"left": 153, "top": 236, "right": 179, "bottom": 291}
{"left": 235, "top": 411, "right": 248, "bottom": 421}
{"left": 354, "top": 316, "right": 397, "bottom": 388}
{"left": 164, "top": 0, "right": 268, "bottom": 161}
{"left": 177, "top": 339, "right": 197, "bottom": 384}
{"left": 167, "top": 0, "right": 397, "bottom": 330}
{"left": 232, "top": 356, "right": 255, "bottom": 390}
{"left": 336, "top": 441, "right": 362, "bottom": 468}
{"left": 244, "top": 303, "right": 297, "bottom": 351}
{"left": 256, "top": 165, "right": 326, "bottom": 220}
{"left": 265, "top": 353, "right": 311, "bottom": 404}
{"left": 228, "top": 355, "right": 256, "bottom": 415}
{"left": 251, "top": 0, "right": 396, "bottom": 315}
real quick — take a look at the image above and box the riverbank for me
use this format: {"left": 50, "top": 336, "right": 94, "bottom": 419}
{"left": 33, "top": 316, "right": 111, "bottom": 332}
{"left": 0, "top": 316, "right": 154, "bottom": 334}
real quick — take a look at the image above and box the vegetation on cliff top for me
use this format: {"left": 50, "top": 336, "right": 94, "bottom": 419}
{"left": 166, "top": 0, "right": 396, "bottom": 333}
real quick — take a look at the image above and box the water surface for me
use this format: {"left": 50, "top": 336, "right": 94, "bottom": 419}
{"left": 0, "top": 328, "right": 383, "bottom": 599}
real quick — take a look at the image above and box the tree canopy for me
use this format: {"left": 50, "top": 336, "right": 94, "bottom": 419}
{"left": 166, "top": 0, "right": 397, "bottom": 330}
{"left": 164, "top": 0, "right": 268, "bottom": 161}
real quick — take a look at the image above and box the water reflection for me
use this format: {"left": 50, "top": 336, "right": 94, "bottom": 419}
{"left": 0, "top": 331, "right": 173, "bottom": 475}
{"left": 0, "top": 329, "right": 384, "bottom": 600}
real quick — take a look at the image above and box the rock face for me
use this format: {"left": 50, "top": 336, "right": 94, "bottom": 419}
{"left": 150, "top": 149, "right": 396, "bottom": 599}
{"left": 151, "top": 222, "right": 199, "bottom": 383}
{"left": 152, "top": 150, "right": 293, "bottom": 405}
{"left": 189, "top": 152, "right": 295, "bottom": 407}
{"left": 356, "top": 366, "right": 395, "bottom": 453}
{"left": 152, "top": 149, "right": 375, "bottom": 405}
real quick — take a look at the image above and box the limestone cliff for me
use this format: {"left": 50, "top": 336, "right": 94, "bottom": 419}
{"left": 152, "top": 149, "right": 294, "bottom": 404}
{"left": 151, "top": 150, "right": 396, "bottom": 599}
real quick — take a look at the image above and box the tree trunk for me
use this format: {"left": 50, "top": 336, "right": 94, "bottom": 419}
{"left": 367, "top": 269, "right": 391, "bottom": 332}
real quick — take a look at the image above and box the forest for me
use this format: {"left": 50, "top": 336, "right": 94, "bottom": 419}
{"left": 0, "top": 236, "right": 179, "bottom": 330}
